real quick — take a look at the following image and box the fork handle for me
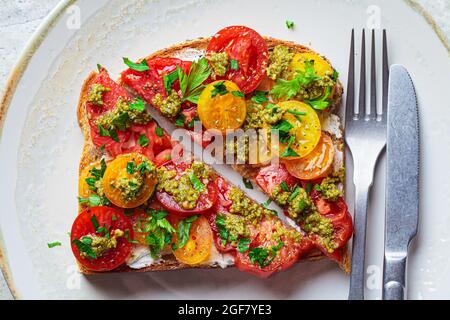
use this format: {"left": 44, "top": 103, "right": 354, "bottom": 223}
{"left": 348, "top": 183, "right": 371, "bottom": 300}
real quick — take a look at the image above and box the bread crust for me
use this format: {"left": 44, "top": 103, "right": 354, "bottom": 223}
{"left": 76, "top": 36, "right": 350, "bottom": 275}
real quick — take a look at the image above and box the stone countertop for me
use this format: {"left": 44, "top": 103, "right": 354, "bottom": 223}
{"left": 0, "top": 0, "right": 449, "bottom": 300}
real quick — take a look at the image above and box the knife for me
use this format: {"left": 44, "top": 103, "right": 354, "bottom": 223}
{"left": 382, "top": 65, "right": 419, "bottom": 300}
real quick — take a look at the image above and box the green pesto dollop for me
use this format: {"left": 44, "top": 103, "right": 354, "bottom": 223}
{"left": 244, "top": 102, "right": 286, "bottom": 130}
{"left": 96, "top": 97, "right": 152, "bottom": 130}
{"left": 152, "top": 90, "right": 182, "bottom": 118}
{"left": 112, "top": 175, "right": 145, "bottom": 201}
{"left": 80, "top": 229, "right": 124, "bottom": 258}
{"left": 302, "top": 212, "right": 336, "bottom": 253}
{"left": 207, "top": 52, "right": 229, "bottom": 79}
{"left": 316, "top": 169, "right": 344, "bottom": 201}
{"left": 156, "top": 161, "right": 209, "bottom": 210}
{"left": 266, "top": 45, "right": 294, "bottom": 80}
{"left": 228, "top": 187, "right": 274, "bottom": 224}
{"left": 296, "top": 72, "right": 334, "bottom": 101}
{"left": 271, "top": 185, "right": 315, "bottom": 219}
{"left": 224, "top": 213, "right": 250, "bottom": 245}
{"left": 88, "top": 84, "right": 110, "bottom": 105}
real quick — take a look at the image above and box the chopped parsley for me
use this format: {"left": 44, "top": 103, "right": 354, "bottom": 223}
{"left": 47, "top": 241, "right": 61, "bottom": 248}
{"left": 178, "top": 57, "right": 211, "bottom": 104}
{"left": 230, "top": 59, "right": 239, "bottom": 70}
{"left": 138, "top": 133, "right": 149, "bottom": 147}
{"left": 251, "top": 91, "right": 269, "bottom": 104}
{"left": 237, "top": 238, "right": 251, "bottom": 253}
{"left": 211, "top": 81, "right": 229, "bottom": 98}
{"left": 280, "top": 181, "right": 290, "bottom": 192}
{"left": 189, "top": 172, "right": 205, "bottom": 191}
{"left": 215, "top": 215, "right": 229, "bottom": 246}
{"left": 123, "top": 57, "right": 150, "bottom": 72}
{"left": 262, "top": 198, "right": 272, "bottom": 208}
{"left": 155, "top": 126, "right": 164, "bottom": 137}
{"left": 175, "top": 114, "right": 186, "bottom": 127}
{"left": 281, "top": 136, "right": 299, "bottom": 158}
{"left": 232, "top": 91, "right": 245, "bottom": 98}
{"left": 175, "top": 215, "right": 199, "bottom": 249}
{"left": 126, "top": 161, "right": 136, "bottom": 174}
{"left": 72, "top": 238, "right": 97, "bottom": 259}
{"left": 163, "top": 69, "right": 179, "bottom": 94}
{"left": 242, "top": 178, "right": 253, "bottom": 189}
{"left": 129, "top": 98, "right": 146, "bottom": 112}
{"left": 286, "top": 20, "right": 295, "bottom": 29}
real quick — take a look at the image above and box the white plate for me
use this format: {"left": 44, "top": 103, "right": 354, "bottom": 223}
{"left": 1, "top": 0, "right": 449, "bottom": 299}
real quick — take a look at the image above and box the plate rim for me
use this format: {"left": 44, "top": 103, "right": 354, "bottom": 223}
{"left": 0, "top": 0, "right": 448, "bottom": 299}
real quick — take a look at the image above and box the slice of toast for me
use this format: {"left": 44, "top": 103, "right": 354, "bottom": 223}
{"left": 77, "top": 70, "right": 327, "bottom": 275}
{"left": 117, "top": 37, "right": 351, "bottom": 273}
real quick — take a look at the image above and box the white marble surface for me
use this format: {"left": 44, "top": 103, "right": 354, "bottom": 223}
{"left": 0, "top": 0, "right": 448, "bottom": 300}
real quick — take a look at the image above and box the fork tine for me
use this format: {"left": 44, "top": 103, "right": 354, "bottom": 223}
{"left": 382, "top": 29, "right": 389, "bottom": 120}
{"left": 369, "top": 29, "right": 377, "bottom": 119}
{"left": 358, "top": 29, "right": 366, "bottom": 118}
{"left": 345, "top": 29, "right": 355, "bottom": 124}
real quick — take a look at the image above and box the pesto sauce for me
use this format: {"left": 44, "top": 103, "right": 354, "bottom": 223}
{"left": 156, "top": 161, "right": 210, "bottom": 210}
{"left": 271, "top": 185, "right": 314, "bottom": 219}
{"left": 317, "top": 169, "right": 345, "bottom": 201}
{"left": 112, "top": 175, "right": 145, "bottom": 201}
{"left": 266, "top": 45, "right": 294, "bottom": 80}
{"left": 152, "top": 90, "right": 182, "bottom": 118}
{"left": 80, "top": 229, "right": 124, "bottom": 258}
{"left": 207, "top": 52, "right": 229, "bottom": 79}
{"left": 244, "top": 103, "right": 286, "bottom": 130}
{"left": 88, "top": 84, "right": 110, "bottom": 105}
{"left": 96, "top": 97, "right": 152, "bottom": 130}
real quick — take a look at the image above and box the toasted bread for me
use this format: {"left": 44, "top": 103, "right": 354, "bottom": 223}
{"left": 77, "top": 37, "right": 350, "bottom": 274}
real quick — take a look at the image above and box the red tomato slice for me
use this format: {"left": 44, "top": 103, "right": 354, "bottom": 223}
{"left": 121, "top": 57, "right": 191, "bottom": 106}
{"left": 154, "top": 149, "right": 173, "bottom": 167}
{"left": 255, "top": 164, "right": 299, "bottom": 195}
{"left": 304, "top": 192, "right": 353, "bottom": 263}
{"left": 234, "top": 219, "right": 313, "bottom": 278}
{"left": 156, "top": 162, "right": 217, "bottom": 216}
{"left": 90, "top": 125, "right": 132, "bottom": 157}
{"left": 207, "top": 26, "right": 269, "bottom": 94}
{"left": 70, "top": 206, "right": 133, "bottom": 272}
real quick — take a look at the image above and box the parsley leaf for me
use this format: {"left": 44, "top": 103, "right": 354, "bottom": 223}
{"left": 288, "top": 185, "right": 300, "bottom": 202}
{"left": 262, "top": 198, "right": 272, "bottom": 208}
{"left": 126, "top": 161, "right": 136, "bottom": 174}
{"left": 272, "top": 120, "right": 293, "bottom": 133}
{"left": 97, "top": 124, "right": 110, "bottom": 137}
{"left": 281, "top": 136, "right": 299, "bottom": 158}
{"left": 138, "top": 133, "right": 149, "bottom": 147}
{"left": 178, "top": 58, "right": 211, "bottom": 104}
{"left": 286, "top": 20, "right": 295, "bottom": 29}
{"left": 305, "top": 182, "right": 312, "bottom": 194}
{"left": 249, "top": 247, "right": 270, "bottom": 267}
{"left": 90, "top": 214, "right": 100, "bottom": 231}
{"left": 305, "top": 86, "right": 332, "bottom": 110}
{"left": 129, "top": 98, "right": 146, "bottom": 112}
{"left": 72, "top": 238, "right": 97, "bottom": 259}
{"left": 176, "top": 215, "right": 199, "bottom": 249}
{"left": 287, "top": 109, "right": 307, "bottom": 116}
{"left": 47, "top": 241, "right": 61, "bottom": 248}
{"left": 238, "top": 238, "right": 251, "bottom": 253}
{"left": 175, "top": 114, "right": 185, "bottom": 127}
{"left": 211, "top": 81, "right": 229, "bottom": 98}
{"left": 230, "top": 59, "right": 239, "bottom": 70}
{"left": 232, "top": 90, "right": 245, "bottom": 98}
{"left": 243, "top": 178, "right": 253, "bottom": 189}
{"left": 123, "top": 57, "right": 150, "bottom": 72}
{"left": 251, "top": 91, "right": 269, "bottom": 104}
{"left": 189, "top": 172, "right": 205, "bottom": 191}
{"left": 155, "top": 126, "right": 164, "bottom": 137}
{"left": 280, "top": 181, "right": 290, "bottom": 192}
{"left": 215, "top": 215, "right": 229, "bottom": 245}
{"left": 163, "top": 69, "right": 179, "bottom": 94}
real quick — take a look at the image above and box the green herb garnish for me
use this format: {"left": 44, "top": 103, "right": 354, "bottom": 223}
{"left": 155, "top": 126, "right": 164, "bottom": 137}
{"left": 237, "top": 238, "right": 251, "bottom": 253}
{"left": 47, "top": 241, "right": 62, "bottom": 248}
{"left": 230, "top": 59, "right": 239, "bottom": 70}
{"left": 138, "top": 134, "right": 149, "bottom": 147}
{"left": 251, "top": 91, "right": 269, "bottom": 104}
{"left": 178, "top": 57, "right": 211, "bottom": 104}
{"left": 129, "top": 98, "right": 146, "bottom": 112}
{"left": 176, "top": 215, "right": 199, "bottom": 249}
{"left": 280, "top": 181, "right": 290, "bottom": 192}
{"left": 189, "top": 172, "right": 205, "bottom": 191}
{"left": 286, "top": 20, "right": 295, "bottom": 29}
{"left": 211, "top": 81, "right": 229, "bottom": 98}
{"left": 243, "top": 178, "right": 253, "bottom": 189}
{"left": 163, "top": 69, "right": 179, "bottom": 94}
{"left": 232, "top": 91, "right": 245, "bottom": 98}
{"left": 123, "top": 57, "right": 150, "bottom": 72}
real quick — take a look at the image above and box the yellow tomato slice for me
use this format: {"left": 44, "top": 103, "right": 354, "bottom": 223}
{"left": 284, "top": 132, "right": 335, "bottom": 180}
{"left": 198, "top": 80, "right": 247, "bottom": 133}
{"left": 78, "top": 160, "right": 105, "bottom": 199}
{"left": 103, "top": 153, "right": 157, "bottom": 209}
{"left": 288, "top": 52, "right": 334, "bottom": 77}
{"left": 277, "top": 100, "right": 321, "bottom": 159}
{"left": 172, "top": 216, "right": 212, "bottom": 265}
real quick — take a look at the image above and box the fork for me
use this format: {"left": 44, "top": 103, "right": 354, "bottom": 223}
{"left": 345, "top": 29, "right": 389, "bottom": 300}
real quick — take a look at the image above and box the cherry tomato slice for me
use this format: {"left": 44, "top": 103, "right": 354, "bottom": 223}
{"left": 207, "top": 26, "right": 269, "bottom": 94}
{"left": 70, "top": 206, "right": 133, "bottom": 272}
{"left": 284, "top": 132, "right": 335, "bottom": 180}
{"left": 255, "top": 163, "right": 299, "bottom": 195}
{"left": 234, "top": 218, "right": 312, "bottom": 278}
{"left": 156, "top": 162, "right": 217, "bottom": 216}
{"left": 172, "top": 215, "right": 213, "bottom": 265}
{"left": 102, "top": 153, "right": 157, "bottom": 209}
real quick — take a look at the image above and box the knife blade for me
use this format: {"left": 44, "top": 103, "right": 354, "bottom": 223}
{"left": 382, "top": 65, "right": 419, "bottom": 300}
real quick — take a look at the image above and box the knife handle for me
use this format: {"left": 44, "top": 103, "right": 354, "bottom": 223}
{"left": 382, "top": 254, "right": 407, "bottom": 300}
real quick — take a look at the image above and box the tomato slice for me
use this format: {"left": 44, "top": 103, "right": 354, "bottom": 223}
{"left": 156, "top": 162, "right": 217, "bottom": 216}
{"left": 172, "top": 215, "right": 213, "bottom": 265}
{"left": 197, "top": 80, "right": 247, "bottom": 132}
{"left": 234, "top": 218, "right": 312, "bottom": 278}
{"left": 255, "top": 163, "right": 299, "bottom": 195}
{"left": 304, "top": 191, "right": 353, "bottom": 263}
{"left": 121, "top": 57, "right": 191, "bottom": 106}
{"left": 70, "top": 206, "right": 133, "bottom": 272}
{"left": 207, "top": 26, "right": 269, "bottom": 94}
{"left": 284, "top": 132, "right": 335, "bottom": 180}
